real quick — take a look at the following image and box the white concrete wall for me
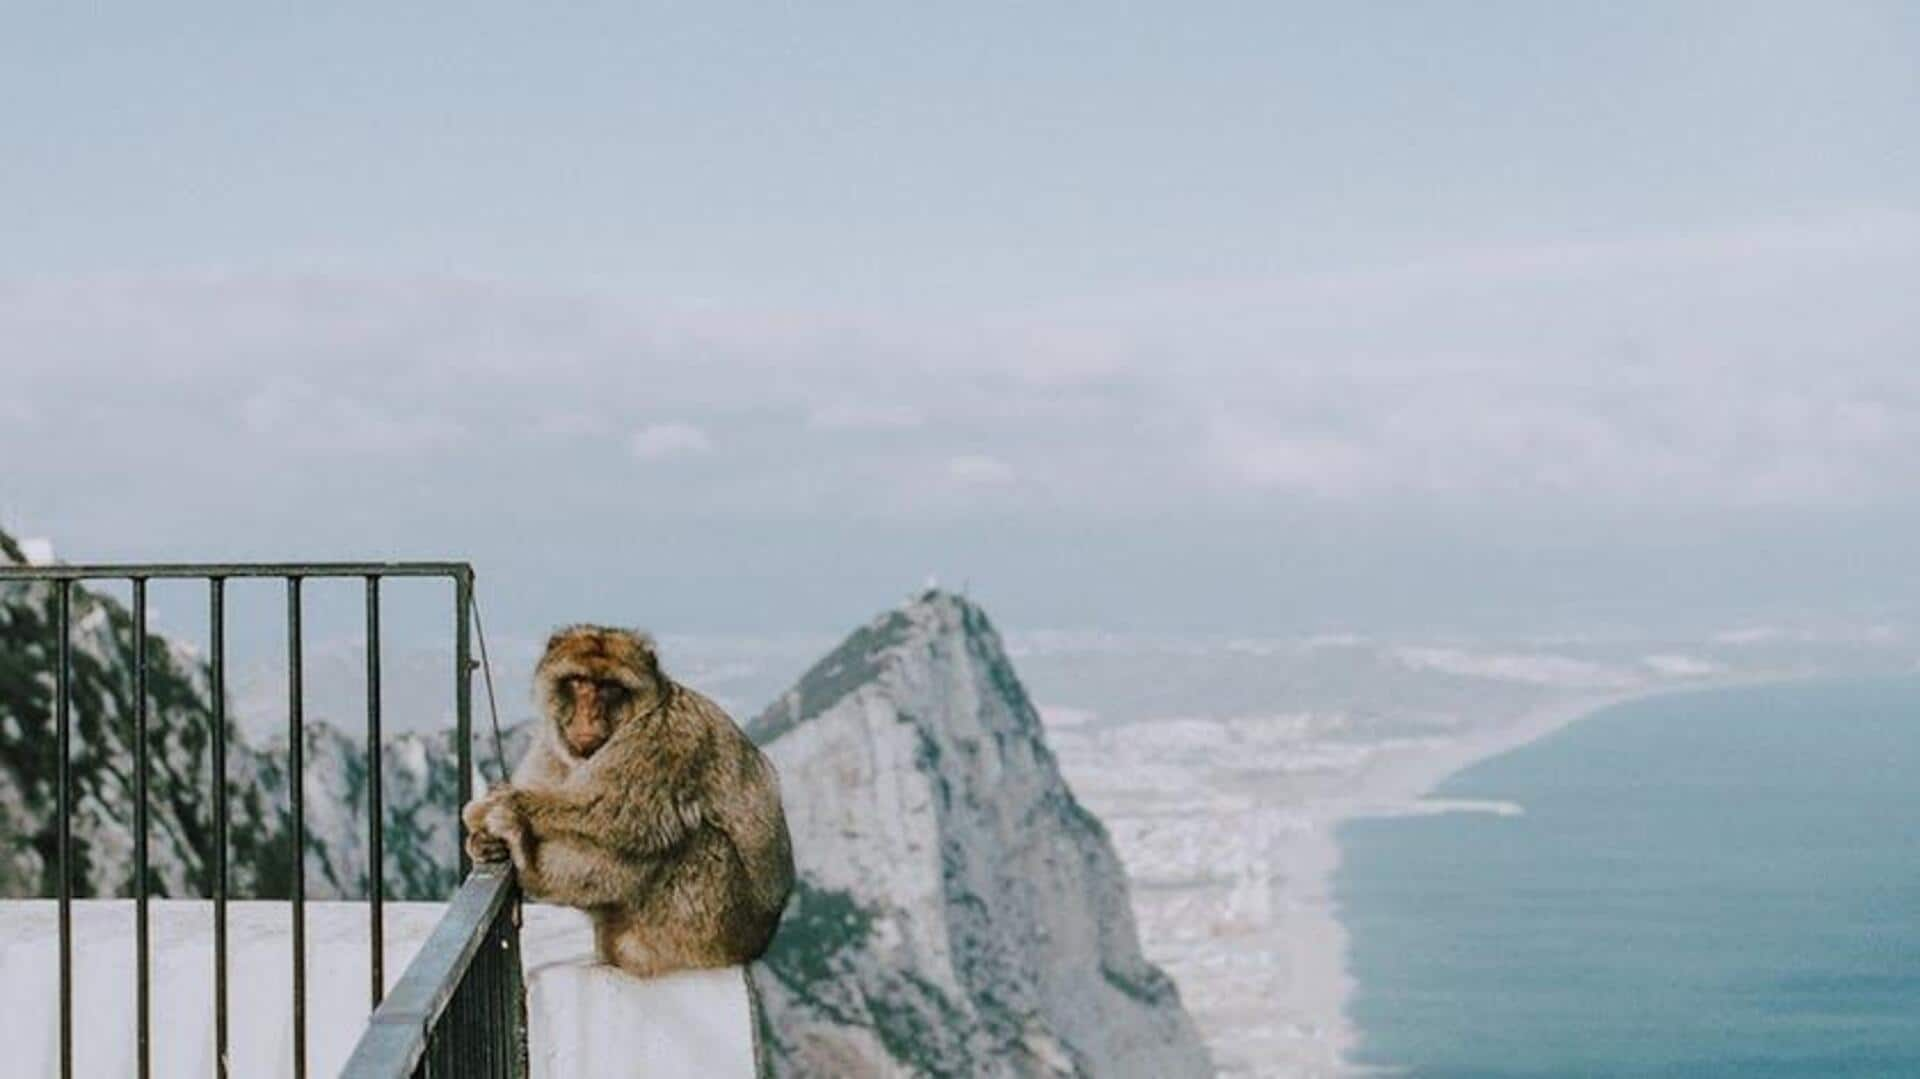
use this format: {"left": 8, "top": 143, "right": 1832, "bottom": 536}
{"left": 521, "top": 904, "right": 757, "bottom": 1079}
{"left": 0, "top": 899, "right": 757, "bottom": 1078}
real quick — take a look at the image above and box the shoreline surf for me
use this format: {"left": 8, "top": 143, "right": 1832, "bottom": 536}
{"left": 1282, "top": 689, "right": 1654, "bottom": 1076}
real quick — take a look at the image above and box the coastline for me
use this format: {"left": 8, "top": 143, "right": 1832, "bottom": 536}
{"left": 1277, "top": 690, "right": 1648, "bottom": 1077}
{"left": 1045, "top": 671, "right": 1836, "bottom": 1076}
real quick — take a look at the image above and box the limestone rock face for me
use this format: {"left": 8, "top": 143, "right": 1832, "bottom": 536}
{"left": 748, "top": 591, "right": 1211, "bottom": 1078}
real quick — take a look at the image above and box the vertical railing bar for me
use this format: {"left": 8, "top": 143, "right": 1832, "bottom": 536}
{"left": 467, "top": 940, "right": 477, "bottom": 1073}
{"left": 479, "top": 939, "right": 491, "bottom": 1078}
{"left": 506, "top": 928, "right": 514, "bottom": 1079}
{"left": 211, "top": 578, "right": 230, "bottom": 1079}
{"left": 366, "top": 575, "right": 385, "bottom": 1009}
{"left": 462, "top": 950, "right": 474, "bottom": 1073}
{"left": 482, "top": 940, "right": 497, "bottom": 1079}
{"left": 133, "top": 577, "right": 152, "bottom": 1079}
{"left": 288, "top": 577, "right": 307, "bottom": 1079}
{"left": 507, "top": 915, "right": 518, "bottom": 1079}
{"left": 474, "top": 908, "right": 484, "bottom": 1071}
{"left": 504, "top": 898, "right": 518, "bottom": 1079}
{"left": 486, "top": 926, "right": 496, "bottom": 1078}
{"left": 515, "top": 916, "right": 524, "bottom": 1078}
{"left": 458, "top": 974, "right": 471, "bottom": 1077}
{"left": 55, "top": 580, "right": 73, "bottom": 1079}
{"left": 455, "top": 962, "right": 465, "bottom": 1071}
{"left": 454, "top": 570, "right": 473, "bottom": 877}
{"left": 490, "top": 928, "right": 504, "bottom": 1079}
{"left": 503, "top": 914, "right": 518, "bottom": 1079}
{"left": 490, "top": 928, "right": 502, "bottom": 1079}
{"left": 478, "top": 952, "right": 487, "bottom": 1067}
{"left": 469, "top": 950, "right": 480, "bottom": 1076}
{"left": 515, "top": 892, "right": 529, "bottom": 1079}
{"left": 477, "top": 956, "right": 490, "bottom": 1077}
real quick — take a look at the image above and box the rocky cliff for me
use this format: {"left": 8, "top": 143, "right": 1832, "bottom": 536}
{"left": 747, "top": 591, "right": 1212, "bottom": 1078}
{"left": 2, "top": 533, "right": 1209, "bottom": 1075}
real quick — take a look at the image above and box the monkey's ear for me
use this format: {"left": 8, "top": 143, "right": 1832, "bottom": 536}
{"left": 629, "top": 630, "right": 665, "bottom": 679}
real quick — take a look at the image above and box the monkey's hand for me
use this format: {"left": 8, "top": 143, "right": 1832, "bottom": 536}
{"left": 465, "top": 828, "right": 509, "bottom": 864}
{"left": 461, "top": 787, "right": 522, "bottom": 864}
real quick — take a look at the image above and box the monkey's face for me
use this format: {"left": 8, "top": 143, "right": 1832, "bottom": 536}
{"left": 536, "top": 625, "right": 661, "bottom": 761}
{"left": 556, "top": 675, "right": 628, "bottom": 759}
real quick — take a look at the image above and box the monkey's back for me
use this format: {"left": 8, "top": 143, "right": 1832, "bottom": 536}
{"left": 664, "top": 686, "right": 796, "bottom": 959}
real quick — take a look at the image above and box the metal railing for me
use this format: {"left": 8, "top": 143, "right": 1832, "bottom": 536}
{"left": 0, "top": 560, "right": 520, "bottom": 1078}
{"left": 341, "top": 863, "right": 528, "bottom": 1079}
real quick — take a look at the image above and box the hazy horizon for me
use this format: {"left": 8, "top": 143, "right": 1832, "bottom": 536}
{"left": 6, "top": 4, "right": 1918, "bottom": 637}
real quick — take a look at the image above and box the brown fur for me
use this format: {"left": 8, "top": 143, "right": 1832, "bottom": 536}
{"left": 462, "top": 625, "right": 795, "bottom": 977}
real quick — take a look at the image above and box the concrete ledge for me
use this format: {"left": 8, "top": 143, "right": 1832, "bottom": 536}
{"left": 0, "top": 900, "right": 758, "bottom": 1078}
{"left": 520, "top": 903, "right": 757, "bottom": 1079}
{"left": 0, "top": 899, "right": 445, "bottom": 1077}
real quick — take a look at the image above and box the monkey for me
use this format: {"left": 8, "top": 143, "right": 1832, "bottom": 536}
{"left": 461, "top": 625, "right": 795, "bottom": 978}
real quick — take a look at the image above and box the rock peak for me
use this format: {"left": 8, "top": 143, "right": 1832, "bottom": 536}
{"left": 749, "top": 593, "right": 1211, "bottom": 1077}
{"left": 747, "top": 586, "right": 1008, "bottom": 748}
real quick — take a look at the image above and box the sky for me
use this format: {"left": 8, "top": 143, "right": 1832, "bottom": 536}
{"left": 4, "top": 3, "right": 1919, "bottom": 640}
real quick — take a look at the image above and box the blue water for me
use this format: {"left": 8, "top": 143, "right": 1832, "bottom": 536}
{"left": 1337, "top": 678, "right": 1920, "bottom": 1078}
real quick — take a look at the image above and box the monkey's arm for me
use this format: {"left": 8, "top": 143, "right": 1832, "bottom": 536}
{"left": 462, "top": 741, "right": 574, "bottom": 864}
{"left": 504, "top": 829, "right": 662, "bottom": 907}
{"left": 511, "top": 738, "right": 570, "bottom": 788}
{"left": 507, "top": 783, "right": 699, "bottom": 856}
{"left": 473, "top": 791, "right": 670, "bottom": 906}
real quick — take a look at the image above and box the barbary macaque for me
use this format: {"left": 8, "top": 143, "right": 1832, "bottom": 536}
{"left": 462, "top": 625, "right": 794, "bottom": 976}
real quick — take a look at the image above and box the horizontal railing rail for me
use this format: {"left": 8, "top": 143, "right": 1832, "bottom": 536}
{"left": 0, "top": 561, "right": 476, "bottom": 580}
{"left": 341, "top": 863, "right": 528, "bottom": 1079}
{"left": 0, "top": 559, "right": 484, "bottom": 1079}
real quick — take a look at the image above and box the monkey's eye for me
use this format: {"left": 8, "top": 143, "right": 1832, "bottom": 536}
{"left": 600, "top": 681, "right": 628, "bottom": 702}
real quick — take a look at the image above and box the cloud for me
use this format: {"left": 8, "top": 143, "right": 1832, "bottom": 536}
{"left": 3, "top": 211, "right": 1918, "bottom": 526}
{"left": 948, "top": 454, "right": 1015, "bottom": 486}
{"left": 239, "top": 378, "right": 465, "bottom": 454}
{"left": 1063, "top": 210, "right": 1920, "bottom": 328}
{"left": 1207, "top": 425, "right": 1378, "bottom": 499}
{"left": 533, "top": 411, "right": 613, "bottom": 439}
{"left": 628, "top": 422, "right": 713, "bottom": 461}
{"left": 806, "top": 402, "right": 925, "bottom": 432}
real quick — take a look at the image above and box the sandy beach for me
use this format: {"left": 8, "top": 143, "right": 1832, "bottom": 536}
{"left": 1274, "top": 692, "right": 1644, "bottom": 1076}
{"left": 1046, "top": 689, "right": 1651, "bottom": 1077}
{"left": 1035, "top": 645, "right": 1835, "bottom": 1078}
{"left": 1045, "top": 687, "right": 1655, "bottom": 1076}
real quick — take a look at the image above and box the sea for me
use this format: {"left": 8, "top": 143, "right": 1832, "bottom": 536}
{"left": 1337, "top": 677, "right": 1920, "bottom": 1078}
